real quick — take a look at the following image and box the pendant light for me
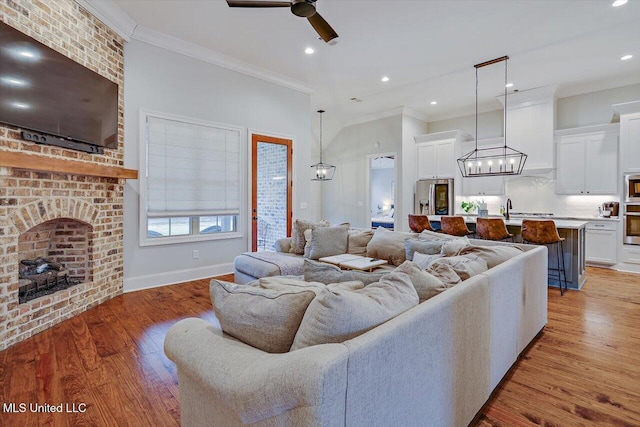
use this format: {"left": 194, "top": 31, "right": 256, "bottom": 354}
{"left": 311, "top": 109, "right": 336, "bottom": 181}
{"left": 457, "top": 56, "right": 527, "bottom": 177}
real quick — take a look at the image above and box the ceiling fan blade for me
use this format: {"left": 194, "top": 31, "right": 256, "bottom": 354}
{"left": 307, "top": 12, "right": 338, "bottom": 43}
{"left": 226, "top": 0, "right": 291, "bottom": 8}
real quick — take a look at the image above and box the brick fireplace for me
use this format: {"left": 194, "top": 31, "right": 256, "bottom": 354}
{"left": 0, "top": 0, "right": 128, "bottom": 350}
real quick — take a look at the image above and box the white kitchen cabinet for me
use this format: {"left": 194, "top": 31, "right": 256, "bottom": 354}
{"left": 415, "top": 130, "right": 472, "bottom": 179}
{"left": 613, "top": 102, "right": 640, "bottom": 173}
{"left": 585, "top": 221, "right": 618, "bottom": 265}
{"left": 555, "top": 124, "right": 618, "bottom": 195}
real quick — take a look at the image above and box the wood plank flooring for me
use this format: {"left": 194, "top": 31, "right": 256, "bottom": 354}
{"left": 1, "top": 268, "right": 639, "bottom": 426}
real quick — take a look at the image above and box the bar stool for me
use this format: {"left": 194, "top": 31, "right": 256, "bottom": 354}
{"left": 408, "top": 214, "right": 434, "bottom": 233}
{"left": 476, "top": 217, "right": 515, "bottom": 242}
{"left": 521, "top": 219, "right": 567, "bottom": 295}
{"left": 440, "top": 216, "right": 475, "bottom": 238}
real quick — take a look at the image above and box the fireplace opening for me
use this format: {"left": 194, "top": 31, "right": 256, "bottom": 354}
{"left": 17, "top": 218, "right": 93, "bottom": 304}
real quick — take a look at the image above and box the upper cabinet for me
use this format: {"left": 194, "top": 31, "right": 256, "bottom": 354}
{"left": 498, "top": 86, "right": 556, "bottom": 172}
{"left": 555, "top": 124, "right": 618, "bottom": 195}
{"left": 415, "top": 130, "right": 472, "bottom": 179}
{"left": 613, "top": 101, "right": 640, "bottom": 174}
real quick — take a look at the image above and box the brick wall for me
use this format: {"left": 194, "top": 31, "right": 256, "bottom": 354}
{"left": 257, "top": 142, "right": 288, "bottom": 251}
{"left": 0, "top": 0, "right": 126, "bottom": 350}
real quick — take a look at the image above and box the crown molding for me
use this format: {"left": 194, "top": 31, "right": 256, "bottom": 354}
{"left": 131, "top": 25, "right": 315, "bottom": 95}
{"left": 75, "top": 0, "right": 136, "bottom": 41}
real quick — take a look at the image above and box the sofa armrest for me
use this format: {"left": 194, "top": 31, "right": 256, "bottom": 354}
{"left": 275, "top": 237, "right": 292, "bottom": 253}
{"left": 164, "top": 318, "right": 349, "bottom": 424}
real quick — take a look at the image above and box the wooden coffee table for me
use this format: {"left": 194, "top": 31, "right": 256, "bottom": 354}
{"left": 318, "top": 254, "right": 388, "bottom": 272}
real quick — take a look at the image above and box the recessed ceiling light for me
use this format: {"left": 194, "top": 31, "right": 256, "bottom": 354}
{"left": 381, "top": 76, "right": 389, "bottom": 82}
{"left": 505, "top": 83, "right": 514, "bottom": 88}
{"left": 430, "top": 101, "right": 438, "bottom": 105}
{"left": 612, "top": 0, "right": 628, "bottom": 6}
{"left": 304, "top": 47, "right": 314, "bottom": 55}
{"left": 620, "top": 54, "right": 633, "bottom": 61}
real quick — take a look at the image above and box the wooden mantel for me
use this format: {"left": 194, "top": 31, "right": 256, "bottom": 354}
{"left": 0, "top": 151, "right": 138, "bottom": 179}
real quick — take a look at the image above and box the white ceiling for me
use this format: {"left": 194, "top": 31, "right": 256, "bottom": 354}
{"left": 110, "top": 0, "right": 640, "bottom": 130}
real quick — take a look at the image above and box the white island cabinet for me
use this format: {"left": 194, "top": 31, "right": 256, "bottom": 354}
{"left": 555, "top": 124, "right": 618, "bottom": 195}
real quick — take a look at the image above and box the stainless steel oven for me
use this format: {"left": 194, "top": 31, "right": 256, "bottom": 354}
{"left": 625, "top": 174, "right": 640, "bottom": 202}
{"left": 623, "top": 203, "right": 640, "bottom": 245}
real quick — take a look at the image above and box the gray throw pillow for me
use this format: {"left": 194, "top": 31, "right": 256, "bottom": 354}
{"left": 413, "top": 252, "right": 444, "bottom": 269}
{"left": 366, "top": 227, "right": 417, "bottom": 266}
{"left": 425, "top": 263, "right": 462, "bottom": 286}
{"left": 457, "top": 245, "right": 523, "bottom": 269}
{"left": 210, "top": 279, "right": 324, "bottom": 353}
{"left": 289, "top": 219, "right": 330, "bottom": 255}
{"left": 291, "top": 270, "right": 419, "bottom": 350}
{"left": 303, "top": 259, "right": 387, "bottom": 285}
{"left": 347, "top": 229, "right": 375, "bottom": 256}
{"left": 393, "top": 261, "right": 446, "bottom": 302}
{"left": 404, "top": 238, "right": 446, "bottom": 261}
{"left": 309, "top": 224, "right": 349, "bottom": 260}
{"left": 428, "top": 255, "right": 488, "bottom": 281}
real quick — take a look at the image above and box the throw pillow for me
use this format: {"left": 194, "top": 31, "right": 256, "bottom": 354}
{"left": 425, "top": 263, "right": 462, "bottom": 286}
{"left": 291, "top": 270, "right": 419, "bottom": 350}
{"left": 393, "top": 261, "right": 446, "bottom": 302}
{"left": 289, "top": 219, "right": 330, "bottom": 255}
{"left": 419, "top": 229, "right": 455, "bottom": 241}
{"left": 457, "top": 244, "right": 524, "bottom": 269}
{"left": 309, "top": 224, "right": 349, "bottom": 260}
{"left": 210, "top": 279, "right": 323, "bottom": 353}
{"left": 428, "top": 255, "right": 488, "bottom": 281}
{"left": 303, "top": 259, "right": 387, "bottom": 285}
{"left": 441, "top": 236, "right": 471, "bottom": 256}
{"left": 404, "top": 238, "right": 446, "bottom": 261}
{"left": 347, "top": 229, "right": 375, "bottom": 256}
{"left": 413, "top": 251, "right": 444, "bottom": 269}
{"left": 366, "top": 227, "right": 417, "bottom": 266}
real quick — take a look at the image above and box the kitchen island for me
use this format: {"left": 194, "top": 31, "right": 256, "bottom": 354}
{"left": 428, "top": 215, "right": 587, "bottom": 290}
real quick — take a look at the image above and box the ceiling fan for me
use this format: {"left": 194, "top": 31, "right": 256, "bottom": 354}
{"left": 226, "top": 0, "right": 338, "bottom": 44}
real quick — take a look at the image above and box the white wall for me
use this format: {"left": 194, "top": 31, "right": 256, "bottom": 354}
{"left": 400, "top": 114, "right": 429, "bottom": 231}
{"left": 321, "top": 115, "right": 402, "bottom": 228}
{"left": 123, "top": 40, "right": 317, "bottom": 290}
{"left": 428, "top": 110, "right": 504, "bottom": 139}
{"left": 557, "top": 84, "right": 640, "bottom": 129}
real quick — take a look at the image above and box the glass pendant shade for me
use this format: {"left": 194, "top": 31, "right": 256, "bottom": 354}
{"left": 457, "top": 56, "right": 527, "bottom": 178}
{"left": 311, "top": 109, "right": 336, "bottom": 181}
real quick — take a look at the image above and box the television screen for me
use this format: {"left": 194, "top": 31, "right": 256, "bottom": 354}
{"left": 0, "top": 21, "right": 118, "bottom": 149}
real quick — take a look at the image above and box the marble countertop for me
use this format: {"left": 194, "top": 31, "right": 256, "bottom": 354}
{"left": 428, "top": 215, "right": 588, "bottom": 229}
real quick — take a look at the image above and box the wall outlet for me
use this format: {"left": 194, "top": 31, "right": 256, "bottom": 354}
{"left": 300, "top": 202, "right": 308, "bottom": 209}
{"left": 192, "top": 250, "right": 199, "bottom": 259}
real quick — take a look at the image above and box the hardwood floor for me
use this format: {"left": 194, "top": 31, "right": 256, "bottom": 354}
{"left": 0, "top": 268, "right": 638, "bottom": 426}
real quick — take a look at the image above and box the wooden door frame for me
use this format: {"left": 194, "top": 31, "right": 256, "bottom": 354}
{"left": 251, "top": 134, "right": 293, "bottom": 251}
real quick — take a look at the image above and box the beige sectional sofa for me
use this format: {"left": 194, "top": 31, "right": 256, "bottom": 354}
{"left": 165, "top": 240, "right": 548, "bottom": 427}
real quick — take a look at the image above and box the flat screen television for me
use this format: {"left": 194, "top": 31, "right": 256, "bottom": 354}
{"left": 0, "top": 21, "right": 118, "bottom": 153}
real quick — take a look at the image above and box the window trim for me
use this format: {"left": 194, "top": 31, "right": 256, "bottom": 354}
{"left": 138, "top": 109, "right": 246, "bottom": 247}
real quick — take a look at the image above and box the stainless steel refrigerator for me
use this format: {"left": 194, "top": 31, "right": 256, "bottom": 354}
{"left": 415, "top": 179, "right": 455, "bottom": 216}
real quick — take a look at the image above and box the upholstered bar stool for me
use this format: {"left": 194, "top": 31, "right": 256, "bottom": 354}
{"left": 440, "top": 216, "right": 475, "bottom": 238}
{"left": 521, "top": 219, "right": 567, "bottom": 295}
{"left": 408, "top": 214, "right": 434, "bottom": 233}
{"left": 476, "top": 217, "right": 514, "bottom": 242}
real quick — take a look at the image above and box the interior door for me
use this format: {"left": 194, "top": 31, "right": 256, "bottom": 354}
{"left": 251, "top": 134, "right": 293, "bottom": 251}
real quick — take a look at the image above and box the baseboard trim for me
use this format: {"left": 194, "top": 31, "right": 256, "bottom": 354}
{"left": 124, "top": 263, "right": 234, "bottom": 292}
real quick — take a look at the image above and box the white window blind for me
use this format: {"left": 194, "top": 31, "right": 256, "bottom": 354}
{"left": 146, "top": 116, "right": 240, "bottom": 217}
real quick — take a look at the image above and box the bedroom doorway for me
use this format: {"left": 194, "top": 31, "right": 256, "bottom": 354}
{"left": 368, "top": 154, "right": 396, "bottom": 231}
{"left": 251, "top": 134, "right": 293, "bottom": 252}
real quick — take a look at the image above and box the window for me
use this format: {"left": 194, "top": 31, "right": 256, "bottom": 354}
{"left": 140, "top": 111, "right": 243, "bottom": 245}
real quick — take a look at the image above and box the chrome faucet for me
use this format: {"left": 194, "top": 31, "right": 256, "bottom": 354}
{"left": 505, "top": 198, "right": 512, "bottom": 220}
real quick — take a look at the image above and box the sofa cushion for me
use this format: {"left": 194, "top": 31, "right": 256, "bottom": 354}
{"left": 419, "top": 229, "right": 455, "bottom": 241}
{"left": 440, "top": 236, "right": 471, "bottom": 256}
{"left": 289, "top": 219, "right": 330, "bottom": 255}
{"left": 393, "top": 261, "right": 446, "bottom": 302}
{"left": 457, "top": 244, "right": 524, "bottom": 269}
{"left": 347, "top": 229, "right": 375, "bottom": 256}
{"left": 303, "top": 259, "right": 387, "bottom": 285}
{"left": 404, "top": 238, "right": 446, "bottom": 261}
{"left": 428, "top": 255, "right": 488, "bottom": 281}
{"left": 309, "top": 224, "right": 350, "bottom": 260}
{"left": 291, "top": 270, "right": 419, "bottom": 350}
{"left": 412, "top": 251, "right": 444, "bottom": 269}
{"left": 210, "top": 279, "right": 323, "bottom": 353}
{"left": 366, "top": 227, "right": 417, "bottom": 266}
